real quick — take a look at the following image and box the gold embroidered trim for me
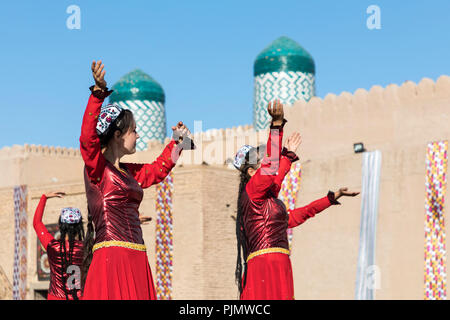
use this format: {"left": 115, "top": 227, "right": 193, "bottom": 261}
{"left": 246, "top": 247, "right": 290, "bottom": 262}
{"left": 93, "top": 240, "right": 147, "bottom": 252}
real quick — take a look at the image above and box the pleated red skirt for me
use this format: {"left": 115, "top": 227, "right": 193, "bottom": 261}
{"left": 82, "top": 246, "right": 157, "bottom": 300}
{"left": 241, "top": 252, "right": 294, "bottom": 300}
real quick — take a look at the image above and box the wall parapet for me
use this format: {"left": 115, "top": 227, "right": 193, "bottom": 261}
{"left": 0, "top": 144, "right": 81, "bottom": 159}
{"left": 291, "top": 75, "right": 450, "bottom": 112}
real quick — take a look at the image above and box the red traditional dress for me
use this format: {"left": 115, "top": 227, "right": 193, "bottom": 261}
{"left": 80, "top": 87, "right": 182, "bottom": 300}
{"left": 240, "top": 121, "right": 339, "bottom": 300}
{"left": 33, "top": 195, "right": 84, "bottom": 300}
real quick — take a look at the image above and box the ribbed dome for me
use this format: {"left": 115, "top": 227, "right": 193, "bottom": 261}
{"left": 109, "top": 69, "right": 165, "bottom": 103}
{"left": 254, "top": 36, "right": 315, "bottom": 76}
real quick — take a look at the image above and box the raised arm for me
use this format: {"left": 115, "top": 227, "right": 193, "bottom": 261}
{"left": 124, "top": 140, "right": 181, "bottom": 188}
{"left": 270, "top": 133, "right": 302, "bottom": 197}
{"left": 33, "top": 192, "right": 65, "bottom": 250}
{"left": 246, "top": 101, "right": 285, "bottom": 200}
{"left": 123, "top": 121, "right": 190, "bottom": 188}
{"left": 79, "top": 60, "right": 112, "bottom": 183}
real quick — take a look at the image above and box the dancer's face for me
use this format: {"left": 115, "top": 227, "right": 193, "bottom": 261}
{"left": 117, "top": 121, "right": 139, "bottom": 155}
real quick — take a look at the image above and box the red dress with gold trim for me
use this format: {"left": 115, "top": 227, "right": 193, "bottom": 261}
{"left": 33, "top": 195, "right": 84, "bottom": 300}
{"left": 80, "top": 89, "right": 182, "bottom": 300}
{"left": 240, "top": 123, "right": 338, "bottom": 300}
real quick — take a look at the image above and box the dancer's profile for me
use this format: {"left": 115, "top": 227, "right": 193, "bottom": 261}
{"left": 80, "top": 60, "right": 191, "bottom": 300}
{"left": 33, "top": 191, "right": 84, "bottom": 300}
{"left": 234, "top": 100, "right": 359, "bottom": 300}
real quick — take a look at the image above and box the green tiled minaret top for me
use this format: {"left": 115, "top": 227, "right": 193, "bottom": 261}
{"left": 254, "top": 36, "right": 315, "bottom": 76}
{"left": 109, "top": 69, "right": 165, "bottom": 103}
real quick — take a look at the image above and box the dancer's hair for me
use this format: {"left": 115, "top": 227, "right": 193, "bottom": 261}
{"left": 81, "top": 209, "right": 94, "bottom": 292}
{"left": 235, "top": 146, "right": 264, "bottom": 295}
{"left": 58, "top": 217, "right": 84, "bottom": 300}
{"left": 99, "top": 109, "right": 135, "bottom": 149}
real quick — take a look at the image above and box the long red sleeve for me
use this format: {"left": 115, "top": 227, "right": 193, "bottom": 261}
{"left": 79, "top": 92, "right": 107, "bottom": 183}
{"left": 33, "top": 195, "right": 54, "bottom": 250}
{"left": 124, "top": 140, "right": 182, "bottom": 188}
{"left": 287, "top": 194, "right": 337, "bottom": 228}
{"left": 246, "top": 123, "right": 285, "bottom": 201}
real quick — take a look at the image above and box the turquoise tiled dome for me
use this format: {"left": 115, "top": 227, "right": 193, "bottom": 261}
{"left": 109, "top": 69, "right": 167, "bottom": 149}
{"left": 109, "top": 69, "right": 165, "bottom": 104}
{"left": 254, "top": 36, "right": 315, "bottom": 76}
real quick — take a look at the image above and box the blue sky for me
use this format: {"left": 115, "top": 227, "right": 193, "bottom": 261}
{"left": 1, "top": 1, "right": 449, "bottom": 149}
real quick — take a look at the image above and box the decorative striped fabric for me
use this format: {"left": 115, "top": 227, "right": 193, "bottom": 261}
{"left": 355, "top": 151, "right": 382, "bottom": 300}
{"left": 424, "top": 140, "right": 448, "bottom": 300}
{"left": 155, "top": 172, "right": 174, "bottom": 300}
{"left": 12, "top": 185, "right": 28, "bottom": 300}
{"left": 278, "top": 162, "right": 302, "bottom": 252}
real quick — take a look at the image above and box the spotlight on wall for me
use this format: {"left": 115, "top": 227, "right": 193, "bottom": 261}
{"left": 353, "top": 142, "right": 366, "bottom": 154}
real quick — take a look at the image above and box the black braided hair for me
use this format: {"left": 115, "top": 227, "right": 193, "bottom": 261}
{"left": 81, "top": 208, "right": 94, "bottom": 293}
{"left": 58, "top": 217, "right": 84, "bottom": 300}
{"left": 235, "top": 146, "right": 264, "bottom": 296}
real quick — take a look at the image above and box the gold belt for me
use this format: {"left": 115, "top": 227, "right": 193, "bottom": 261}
{"left": 246, "top": 247, "right": 290, "bottom": 262}
{"left": 93, "top": 240, "right": 147, "bottom": 252}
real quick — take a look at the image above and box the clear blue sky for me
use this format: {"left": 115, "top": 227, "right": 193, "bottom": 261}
{"left": 1, "top": 1, "right": 449, "bottom": 149}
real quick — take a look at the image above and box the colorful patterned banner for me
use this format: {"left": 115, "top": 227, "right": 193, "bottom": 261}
{"left": 424, "top": 140, "right": 448, "bottom": 300}
{"left": 13, "top": 185, "right": 28, "bottom": 300}
{"left": 155, "top": 172, "right": 174, "bottom": 300}
{"left": 278, "top": 162, "right": 302, "bottom": 252}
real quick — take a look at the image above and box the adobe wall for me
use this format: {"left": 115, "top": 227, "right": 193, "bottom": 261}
{"left": 0, "top": 75, "right": 448, "bottom": 299}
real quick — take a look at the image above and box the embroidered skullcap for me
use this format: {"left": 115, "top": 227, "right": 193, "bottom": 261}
{"left": 96, "top": 103, "right": 123, "bottom": 136}
{"left": 60, "top": 207, "right": 82, "bottom": 224}
{"left": 233, "top": 145, "right": 255, "bottom": 170}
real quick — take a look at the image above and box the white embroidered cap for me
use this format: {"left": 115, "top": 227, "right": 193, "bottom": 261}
{"left": 233, "top": 145, "right": 254, "bottom": 170}
{"left": 60, "top": 207, "right": 82, "bottom": 224}
{"left": 96, "top": 103, "right": 123, "bottom": 136}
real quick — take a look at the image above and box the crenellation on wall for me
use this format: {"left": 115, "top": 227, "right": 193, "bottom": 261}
{"left": 336, "top": 91, "right": 353, "bottom": 107}
{"left": 285, "top": 75, "right": 450, "bottom": 162}
{"left": 398, "top": 80, "right": 418, "bottom": 102}
{"left": 435, "top": 75, "right": 450, "bottom": 98}
{"left": 0, "top": 144, "right": 81, "bottom": 160}
{"left": 353, "top": 88, "right": 369, "bottom": 106}
{"left": 382, "top": 84, "right": 400, "bottom": 106}
{"left": 0, "top": 74, "right": 448, "bottom": 299}
{"left": 323, "top": 92, "right": 338, "bottom": 105}
{"left": 417, "top": 78, "right": 435, "bottom": 98}
{"left": 368, "top": 85, "right": 384, "bottom": 106}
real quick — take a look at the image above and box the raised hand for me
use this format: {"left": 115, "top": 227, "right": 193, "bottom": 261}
{"left": 267, "top": 100, "right": 284, "bottom": 126}
{"left": 45, "top": 191, "right": 66, "bottom": 199}
{"left": 91, "top": 60, "right": 107, "bottom": 90}
{"left": 285, "top": 132, "right": 302, "bottom": 153}
{"left": 171, "top": 121, "right": 191, "bottom": 143}
{"left": 334, "top": 188, "right": 360, "bottom": 200}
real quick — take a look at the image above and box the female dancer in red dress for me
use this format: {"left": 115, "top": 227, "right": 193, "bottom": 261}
{"left": 33, "top": 191, "right": 84, "bottom": 300}
{"left": 234, "top": 100, "right": 359, "bottom": 300}
{"left": 80, "top": 60, "right": 190, "bottom": 300}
